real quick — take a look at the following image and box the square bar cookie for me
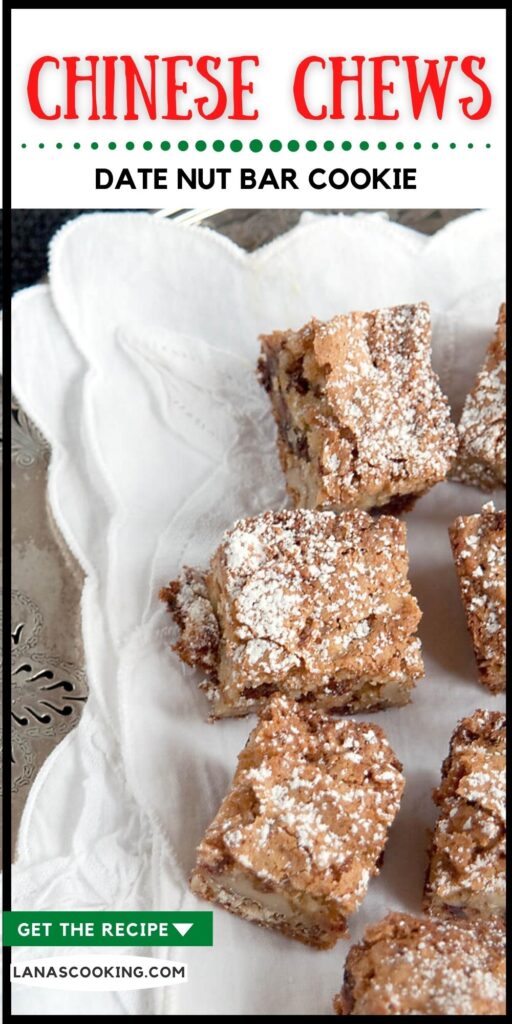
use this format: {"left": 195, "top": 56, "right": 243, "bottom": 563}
{"left": 424, "top": 710, "right": 506, "bottom": 920}
{"left": 190, "top": 696, "right": 404, "bottom": 948}
{"left": 452, "top": 304, "right": 506, "bottom": 489}
{"left": 333, "top": 912, "right": 505, "bottom": 1015}
{"left": 258, "top": 302, "right": 457, "bottom": 513}
{"left": 449, "top": 502, "right": 506, "bottom": 692}
{"left": 161, "top": 508, "right": 424, "bottom": 719}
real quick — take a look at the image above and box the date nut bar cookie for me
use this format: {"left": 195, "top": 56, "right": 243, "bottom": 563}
{"left": 333, "top": 912, "right": 506, "bottom": 1015}
{"left": 452, "top": 304, "right": 506, "bottom": 490}
{"left": 258, "top": 302, "right": 457, "bottom": 512}
{"left": 161, "top": 508, "right": 424, "bottom": 718}
{"left": 423, "top": 710, "right": 506, "bottom": 920}
{"left": 190, "top": 695, "right": 404, "bottom": 948}
{"left": 449, "top": 502, "right": 506, "bottom": 693}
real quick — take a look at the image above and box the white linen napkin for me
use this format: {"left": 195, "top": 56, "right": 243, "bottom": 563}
{"left": 11, "top": 210, "right": 506, "bottom": 1015}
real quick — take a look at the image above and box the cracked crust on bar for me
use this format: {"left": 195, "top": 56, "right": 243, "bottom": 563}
{"left": 257, "top": 302, "right": 457, "bottom": 512}
{"left": 161, "top": 508, "right": 424, "bottom": 718}
{"left": 423, "top": 710, "right": 506, "bottom": 921}
{"left": 333, "top": 912, "right": 505, "bottom": 1015}
{"left": 190, "top": 696, "right": 404, "bottom": 948}
{"left": 452, "top": 304, "right": 506, "bottom": 490}
{"left": 449, "top": 503, "right": 506, "bottom": 692}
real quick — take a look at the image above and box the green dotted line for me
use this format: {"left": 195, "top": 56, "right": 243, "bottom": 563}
{"left": 22, "top": 140, "right": 493, "bottom": 151}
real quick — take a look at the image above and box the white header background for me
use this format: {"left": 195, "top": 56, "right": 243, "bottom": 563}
{"left": 11, "top": 7, "right": 506, "bottom": 209}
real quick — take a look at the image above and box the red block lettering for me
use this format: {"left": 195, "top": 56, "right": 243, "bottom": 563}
{"left": 403, "top": 56, "right": 458, "bottom": 119}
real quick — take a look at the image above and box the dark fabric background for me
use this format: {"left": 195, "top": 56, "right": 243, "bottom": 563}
{"left": 11, "top": 211, "right": 89, "bottom": 292}
{"left": 10, "top": 210, "right": 150, "bottom": 293}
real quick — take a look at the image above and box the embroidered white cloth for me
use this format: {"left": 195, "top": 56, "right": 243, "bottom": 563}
{"left": 10, "top": 211, "right": 506, "bottom": 1015}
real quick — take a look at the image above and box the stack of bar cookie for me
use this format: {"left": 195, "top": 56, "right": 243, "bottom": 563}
{"left": 160, "top": 300, "right": 506, "bottom": 1015}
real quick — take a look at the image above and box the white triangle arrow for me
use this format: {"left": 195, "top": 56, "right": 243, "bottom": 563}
{"left": 173, "top": 923, "right": 193, "bottom": 937}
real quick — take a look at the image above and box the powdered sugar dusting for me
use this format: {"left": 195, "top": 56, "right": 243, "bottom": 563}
{"left": 449, "top": 503, "right": 506, "bottom": 693}
{"left": 259, "top": 302, "right": 458, "bottom": 511}
{"left": 195, "top": 696, "right": 404, "bottom": 924}
{"left": 336, "top": 912, "right": 505, "bottom": 1015}
{"left": 206, "top": 508, "right": 423, "bottom": 714}
{"left": 425, "top": 709, "right": 506, "bottom": 915}
{"left": 453, "top": 303, "right": 506, "bottom": 489}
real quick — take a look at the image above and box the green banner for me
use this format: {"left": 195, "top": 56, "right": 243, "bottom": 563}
{"left": 3, "top": 911, "right": 213, "bottom": 946}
